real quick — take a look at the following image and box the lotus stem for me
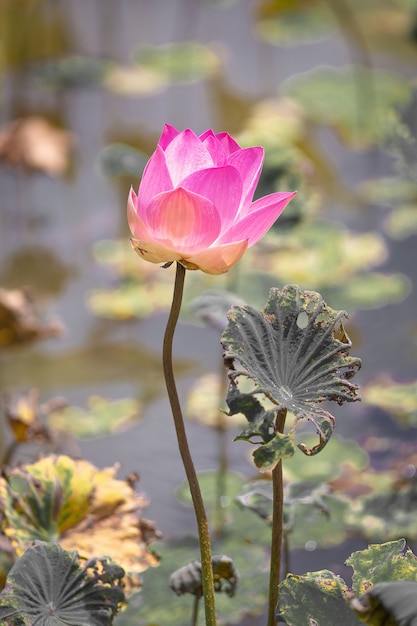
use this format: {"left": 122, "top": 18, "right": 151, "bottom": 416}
{"left": 267, "top": 407, "right": 287, "bottom": 626}
{"left": 163, "top": 262, "right": 217, "bottom": 626}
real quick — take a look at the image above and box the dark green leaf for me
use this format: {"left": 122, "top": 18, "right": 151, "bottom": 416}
{"left": 0, "top": 541, "right": 125, "bottom": 625}
{"left": 222, "top": 285, "right": 361, "bottom": 469}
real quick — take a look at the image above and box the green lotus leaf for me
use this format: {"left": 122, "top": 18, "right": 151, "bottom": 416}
{"left": 0, "top": 541, "right": 125, "bottom": 625}
{"left": 222, "top": 285, "right": 361, "bottom": 469}
{"left": 359, "top": 176, "right": 417, "bottom": 208}
{"left": 277, "top": 570, "right": 359, "bottom": 625}
{"left": 351, "top": 581, "right": 417, "bottom": 625}
{"left": 0, "top": 456, "right": 160, "bottom": 593}
{"left": 48, "top": 396, "right": 142, "bottom": 440}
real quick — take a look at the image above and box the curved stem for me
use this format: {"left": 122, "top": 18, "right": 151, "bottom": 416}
{"left": 267, "top": 408, "right": 287, "bottom": 626}
{"left": 163, "top": 262, "right": 217, "bottom": 626}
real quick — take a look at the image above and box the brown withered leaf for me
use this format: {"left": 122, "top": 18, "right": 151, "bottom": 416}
{"left": 0, "top": 116, "right": 74, "bottom": 176}
{"left": 0, "top": 287, "right": 63, "bottom": 347}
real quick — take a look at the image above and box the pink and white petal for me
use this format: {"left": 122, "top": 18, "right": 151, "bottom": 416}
{"left": 164, "top": 129, "right": 214, "bottom": 186}
{"left": 200, "top": 134, "right": 227, "bottom": 166}
{"left": 217, "top": 191, "right": 297, "bottom": 246}
{"left": 137, "top": 146, "right": 173, "bottom": 215}
{"left": 184, "top": 239, "right": 249, "bottom": 274}
{"left": 181, "top": 165, "right": 242, "bottom": 230}
{"left": 227, "top": 147, "right": 264, "bottom": 209}
{"left": 157, "top": 124, "right": 180, "bottom": 150}
{"left": 146, "top": 187, "right": 221, "bottom": 253}
{"left": 127, "top": 188, "right": 157, "bottom": 241}
{"left": 214, "top": 132, "right": 241, "bottom": 155}
{"left": 130, "top": 237, "right": 182, "bottom": 264}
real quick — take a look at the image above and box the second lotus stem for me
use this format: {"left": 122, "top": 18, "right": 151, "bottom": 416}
{"left": 267, "top": 407, "right": 287, "bottom": 626}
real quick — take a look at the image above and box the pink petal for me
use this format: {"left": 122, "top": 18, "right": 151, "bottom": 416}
{"left": 215, "top": 132, "right": 241, "bottom": 155}
{"left": 130, "top": 237, "right": 182, "bottom": 264}
{"left": 227, "top": 147, "right": 264, "bottom": 209}
{"left": 181, "top": 165, "right": 242, "bottom": 231}
{"left": 145, "top": 187, "right": 221, "bottom": 253}
{"left": 217, "top": 191, "right": 297, "bottom": 246}
{"left": 200, "top": 134, "right": 227, "bottom": 166}
{"left": 158, "top": 124, "right": 180, "bottom": 150}
{"left": 127, "top": 188, "right": 156, "bottom": 241}
{"left": 184, "top": 239, "right": 249, "bottom": 274}
{"left": 164, "top": 129, "right": 214, "bottom": 186}
{"left": 137, "top": 146, "right": 173, "bottom": 214}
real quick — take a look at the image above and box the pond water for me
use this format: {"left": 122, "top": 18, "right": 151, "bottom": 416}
{"left": 1, "top": 1, "right": 417, "bottom": 624}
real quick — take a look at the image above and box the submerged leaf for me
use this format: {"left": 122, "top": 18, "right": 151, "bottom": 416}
{"left": 222, "top": 285, "right": 361, "bottom": 469}
{"left": 0, "top": 541, "right": 125, "bottom": 625}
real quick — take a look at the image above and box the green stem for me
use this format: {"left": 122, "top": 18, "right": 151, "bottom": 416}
{"left": 163, "top": 262, "right": 217, "bottom": 626}
{"left": 191, "top": 593, "right": 201, "bottom": 626}
{"left": 267, "top": 408, "right": 287, "bottom": 626}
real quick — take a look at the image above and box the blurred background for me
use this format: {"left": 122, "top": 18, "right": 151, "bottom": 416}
{"left": 1, "top": 1, "right": 417, "bottom": 624}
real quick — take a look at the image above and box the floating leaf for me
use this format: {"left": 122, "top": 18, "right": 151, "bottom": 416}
{"left": 0, "top": 456, "right": 160, "bottom": 593}
{"left": 0, "top": 541, "right": 125, "bottom": 625}
{"left": 283, "top": 66, "right": 411, "bottom": 146}
{"left": 384, "top": 205, "right": 417, "bottom": 239}
{"left": 132, "top": 42, "right": 220, "bottom": 83}
{"left": 351, "top": 581, "right": 417, "bottom": 625}
{"left": 222, "top": 285, "right": 361, "bottom": 470}
{"left": 277, "top": 570, "right": 358, "bottom": 625}
{"left": 255, "top": 1, "right": 336, "bottom": 46}
{"left": 33, "top": 55, "right": 109, "bottom": 88}
{"left": 104, "top": 63, "right": 166, "bottom": 96}
{"left": 362, "top": 376, "right": 417, "bottom": 426}
{"left": 48, "top": 396, "right": 142, "bottom": 440}
{"left": 87, "top": 282, "right": 174, "bottom": 319}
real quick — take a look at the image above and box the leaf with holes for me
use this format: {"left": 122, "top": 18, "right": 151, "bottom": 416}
{"left": 221, "top": 285, "right": 361, "bottom": 470}
{"left": 0, "top": 541, "right": 125, "bottom": 625}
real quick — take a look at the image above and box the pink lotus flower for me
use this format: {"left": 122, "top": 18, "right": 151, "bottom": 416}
{"left": 128, "top": 124, "right": 296, "bottom": 275}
